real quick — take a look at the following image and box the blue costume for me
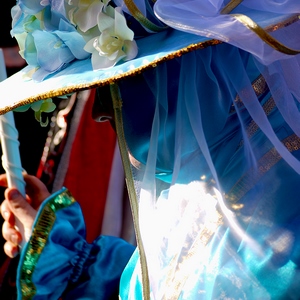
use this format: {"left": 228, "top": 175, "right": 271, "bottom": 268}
{"left": 18, "top": 42, "right": 300, "bottom": 299}
{"left": 2, "top": 0, "right": 300, "bottom": 299}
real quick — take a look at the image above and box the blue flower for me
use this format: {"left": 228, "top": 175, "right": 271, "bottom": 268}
{"left": 11, "top": 0, "right": 138, "bottom": 80}
{"left": 18, "top": 0, "right": 46, "bottom": 14}
{"left": 31, "top": 19, "right": 90, "bottom": 80}
{"left": 11, "top": 2, "right": 90, "bottom": 80}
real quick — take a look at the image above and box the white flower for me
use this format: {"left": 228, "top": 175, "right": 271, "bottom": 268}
{"left": 68, "top": 0, "right": 107, "bottom": 32}
{"left": 84, "top": 6, "right": 138, "bottom": 70}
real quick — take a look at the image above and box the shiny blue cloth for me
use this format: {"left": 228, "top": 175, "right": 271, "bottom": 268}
{"left": 17, "top": 188, "right": 135, "bottom": 299}
{"left": 17, "top": 43, "right": 300, "bottom": 299}
{"left": 117, "top": 44, "right": 300, "bottom": 298}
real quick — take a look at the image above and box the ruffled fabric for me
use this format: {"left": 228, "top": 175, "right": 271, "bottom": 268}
{"left": 17, "top": 188, "right": 135, "bottom": 299}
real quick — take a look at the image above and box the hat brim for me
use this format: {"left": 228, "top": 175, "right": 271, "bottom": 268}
{"left": 0, "top": 29, "right": 219, "bottom": 114}
{"left": 0, "top": 11, "right": 297, "bottom": 114}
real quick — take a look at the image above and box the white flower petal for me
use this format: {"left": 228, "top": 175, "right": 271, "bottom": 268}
{"left": 114, "top": 51, "right": 126, "bottom": 63}
{"left": 104, "top": 5, "right": 115, "bottom": 18}
{"left": 97, "top": 11, "right": 114, "bottom": 32}
{"left": 114, "top": 7, "right": 134, "bottom": 41}
{"left": 84, "top": 38, "right": 97, "bottom": 53}
{"left": 91, "top": 52, "right": 115, "bottom": 69}
{"left": 106, "top": 49, "right": 122, "bottom": 61}
{"left": 75, "top": 2, "right": 104, "bottom": 32}
{"left": 123, "top": 40, "right": 138, "bottom": 61}
{"left": 99, "top": 31, "right": 112, "bottom": 46}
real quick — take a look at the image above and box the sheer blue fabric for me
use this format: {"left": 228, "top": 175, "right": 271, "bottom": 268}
{"left": 117, "top": 42, "right": 300, "bottom": 298}
{"left": 154, "top": 0, "right": 300, "bottom": 65}
{"left": 15, "top": 1, "right": 300, "bottom": 299}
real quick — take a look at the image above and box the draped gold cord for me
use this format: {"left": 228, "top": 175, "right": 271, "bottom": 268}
{"left": 221, "top": 0, "right": 243, "bottom": 14}
{"left": 123, "top": 0, "right": 167, "bottom": 32}
{"left": 221, "top": 0, "right": 300, "bottom": 55}
{"left": 233, "top": 14, "right": 300, "bottom": 55}
{"left": 110, "top": 83, "right": 150, "bottom": 300}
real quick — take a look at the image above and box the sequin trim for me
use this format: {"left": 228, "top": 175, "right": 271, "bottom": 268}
{"left": 226, "top": 134, "right": 300, "bottom": 203}
{"left": 243, "top": 97, "right": 275, "bottom": 139}
{"left": 0, "top": 39, "right": 222, "bottom": 115}
{"left": 162, "top": 209, "right": 223, "bottom": 299}
{"left": 1, "top": 14, "right": 298, "bottom": 115}
{"left": 20, "top": 189, "right": 76, "bottom": 300}
{"left": 236, "top": 96, "right": 276, "bottom": 149}
{"left": 230, "top": 74, "right": 269, "bottom": 114}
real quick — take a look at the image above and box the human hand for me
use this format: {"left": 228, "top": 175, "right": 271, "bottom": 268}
{"left": 0, "top": 174, "right": 50, "bottom": 258}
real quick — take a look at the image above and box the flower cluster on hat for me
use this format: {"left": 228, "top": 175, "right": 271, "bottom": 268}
{"left": 11, "top": 0, "right": 138, "bottom": 80}
{"left": 11, "top": 0, "right": 138, "bottom": 124}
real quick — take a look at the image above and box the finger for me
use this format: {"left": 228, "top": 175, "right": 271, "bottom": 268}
{"left": 0, "top": 173, "right": 50, "bottom": 209}
{"left": 23, "top": 174, "right": 50, "bottom": 208}
{"left": 3, "top": 241, "right": 19, "bottom": 258}
{"left": 5, "top": 189, "right": 37, "bottom": 228}
{"left": 0, "top": 174, "right": 8, "bottom": 188}
{"left": 0, "top": 200, "right": 14, "bottom": 224}
{"left": 2, "top": 221, "right": 21, "bottom": 245}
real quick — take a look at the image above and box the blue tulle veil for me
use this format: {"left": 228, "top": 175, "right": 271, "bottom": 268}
{"left": 115, "top": 1, "right": 300, "bottom": 297}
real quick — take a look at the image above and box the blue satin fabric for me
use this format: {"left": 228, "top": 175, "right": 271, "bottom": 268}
{"left": 17, "top": 189, "right": 135, "bottom": 300}
{"left": 16, "top": 43, "right": 300, "bottom": 299}
{"left": 116, "top": 44, "right": 300, "bottom": 298}
{"left": 119, "top": 44, "right": 260, "bottom": 184}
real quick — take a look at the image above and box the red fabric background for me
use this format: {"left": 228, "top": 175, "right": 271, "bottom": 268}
{"left": 63, "top": 90, "right": 116, "bottom": 242}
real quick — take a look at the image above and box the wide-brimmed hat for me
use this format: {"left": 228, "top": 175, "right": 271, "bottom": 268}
{"left": 0, "top": 0, "right": 299, "bottom": 115}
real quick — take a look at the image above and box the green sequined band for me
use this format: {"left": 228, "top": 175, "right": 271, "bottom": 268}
{"left": 20, "top": 188, "right": 76, "bottom": 300}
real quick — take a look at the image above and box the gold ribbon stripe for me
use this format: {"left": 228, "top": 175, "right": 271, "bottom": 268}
{"left": 221, "top": 0, "right": 243, "bottom": 14}
{"left": 124, "top": 0, "right": 167, "bottom": 32}
{"left": 110, "top": 83, "right": 150, "bottom": 300}
{"left": 234, "top": 14, "right": 300, "bottom": 55}
{"left": 221, "top": 0, "right": 300, "bottom": 55}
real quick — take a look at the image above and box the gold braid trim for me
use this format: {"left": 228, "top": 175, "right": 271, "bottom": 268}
{"left": 230, "top": 74, "right": 269, "bottom": 114}
{"left": 0, "top": 39, "right": 221, "bottom": 116}
{"left": 242, "top": 97, "right": 276, "bottom": 140}
{"left": 221, "top": 0, "right": 243, "bottom": 14}
{"left": 221, "top": 0, "right": 300, "bottom": 55}
{"left": 20, "top": 189, "right": 76, "bottom": 300}
{"left": 226, "top": 134, "right": 300, "bottom": 204}
{"left": 110, "top": 83, "right": 150, "bottom": 300}
{"left": 161, "top": 209, "right": 223, "bottom": 299}
{"left": 123, "top": 0, "right": 167, "bottom": 32}
{"left": 233, "top": 14, "right": 300, "bottom": 55}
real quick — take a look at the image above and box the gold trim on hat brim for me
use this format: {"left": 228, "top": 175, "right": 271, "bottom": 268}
{"left": 0, "top": 14, "right": 298, "bottom": 115}
{"left": 0, "top": 38, "right": 221, "bottom": 115}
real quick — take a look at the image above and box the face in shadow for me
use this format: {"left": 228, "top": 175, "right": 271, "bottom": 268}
{"left": 92, "top": 55, "right": 186, "bottom": 183}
